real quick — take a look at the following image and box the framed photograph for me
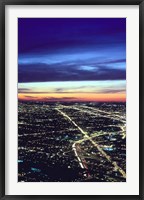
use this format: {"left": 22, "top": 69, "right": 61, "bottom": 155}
{"left": 0, "top": 0, "right": 143, "bottom": 199}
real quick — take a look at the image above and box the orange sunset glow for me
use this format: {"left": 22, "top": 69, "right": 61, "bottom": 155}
{"left": 18, "top": 80, "right": 126, "bottom": 102}
{"left": 18, "top": 92, "right": 126, "bottom": 102}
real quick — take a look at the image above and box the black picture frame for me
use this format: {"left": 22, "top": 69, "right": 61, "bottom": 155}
{"left": 0, "top": 0, "right": 143, "bottom": 199}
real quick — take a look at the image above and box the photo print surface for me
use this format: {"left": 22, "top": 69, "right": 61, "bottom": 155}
{"left": 18, "top": 18, "right": 126, "bottom": 182}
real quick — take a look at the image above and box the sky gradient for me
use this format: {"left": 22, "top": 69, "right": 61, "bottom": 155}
{"left": 18, "top": 18, "right": 126, "bottom": 102}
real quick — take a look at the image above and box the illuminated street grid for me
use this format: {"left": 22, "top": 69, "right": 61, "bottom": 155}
{"left": 18, "top": 102, "right": 126, "bottom": 182}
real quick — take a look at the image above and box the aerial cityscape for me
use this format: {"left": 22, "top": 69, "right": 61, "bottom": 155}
{"left": 18, "top": 102, "right": 126, "bottom": 182}
{"left": 18, "top": 18, "right": 126, "bottom": 182}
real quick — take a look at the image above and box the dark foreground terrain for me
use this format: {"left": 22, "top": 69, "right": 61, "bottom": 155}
{"left": 18, "top": 102, "right": 126, "bottom": 182}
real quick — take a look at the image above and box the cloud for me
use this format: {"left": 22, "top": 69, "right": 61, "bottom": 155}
{"left": 55, "top": 88, "right": 64, "bottom": 92}
{"left": 24, "top": 95, "right": 37, "bottom": 99}
{"left": 18, "top": 18, "right": 126, "bottom": 85}
{"left": 41, "top": 97, "right": 78, "bottom": 102}
{"left": 99, "top": 59, "right": 126, "bottom": 65}
{"left": 18, "top": 88, "right": 31, "bottom": 93}
{"left": 18, "top": 61, "right": 126, "bottom": 83}
{"left": 96, "top": 89, "right": 125, "bottom": 94}
{"left": 19, "top": 86, "right": 126, "bottom": 97}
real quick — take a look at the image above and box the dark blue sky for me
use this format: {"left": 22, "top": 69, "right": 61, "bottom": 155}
{"left": 18, "top": 18, "right": 126, "bottom": 83}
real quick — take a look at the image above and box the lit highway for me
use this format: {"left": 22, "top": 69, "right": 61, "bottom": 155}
{"left": 56, "top": 107, "right": 126, "bottom": 179}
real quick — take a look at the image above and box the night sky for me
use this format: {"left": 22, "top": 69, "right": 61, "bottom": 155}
{"left": 18, "top": 18, "right": 126, "bottom": 102}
